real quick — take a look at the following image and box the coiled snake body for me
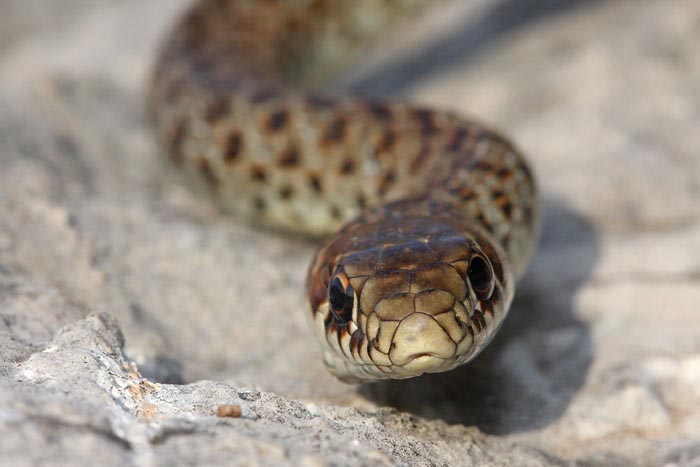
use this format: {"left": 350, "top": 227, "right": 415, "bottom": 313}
{"left": 150, "top": 0, "right": 540, "bottom": 382}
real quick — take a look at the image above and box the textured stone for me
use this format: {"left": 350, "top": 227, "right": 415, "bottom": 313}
{"left": 0, "top": 0, "right": 698, "bottom": 465}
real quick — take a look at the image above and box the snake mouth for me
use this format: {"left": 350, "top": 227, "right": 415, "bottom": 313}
{"left": 400, "top": 352, "right": 452, "bottom": 374}
{"left": 408, "top": 352, "right": 435, "bottom": 360}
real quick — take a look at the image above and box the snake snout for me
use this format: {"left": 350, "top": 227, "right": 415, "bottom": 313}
{"left": 308, "top": 219, "right": 511, "bottom": 380}
{"left": 386, "top": 306, "right": 461, "bottom": 374}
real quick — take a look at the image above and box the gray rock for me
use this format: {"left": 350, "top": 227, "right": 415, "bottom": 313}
{"left": 5, "top": 313, "right": 558, "bottom": 466}
{"left": 0, "top": 0, "right": 698, "bottom": 465}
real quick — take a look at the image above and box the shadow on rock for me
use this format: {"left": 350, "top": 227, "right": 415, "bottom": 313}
{"left": 360, "top": 199, "right": 599, "bottom": 435}
{"left": 348, "top": 0, "right": 606, "bottom": 97}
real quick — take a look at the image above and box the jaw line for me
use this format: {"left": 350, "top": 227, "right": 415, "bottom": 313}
{"left": 400, "top": 352, "right": 454, "bottom": 375}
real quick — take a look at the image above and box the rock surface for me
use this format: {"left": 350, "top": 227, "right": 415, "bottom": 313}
{"left": 0, "top": 0, "right": 699, "bottom": 465}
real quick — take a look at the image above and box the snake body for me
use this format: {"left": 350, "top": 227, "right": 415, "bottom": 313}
{"left": 150, "top": 0, "right": 540, "bottom": 382}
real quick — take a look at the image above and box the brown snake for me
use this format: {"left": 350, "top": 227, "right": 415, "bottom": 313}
{"left": 150, "top": 0, "right": 540, "bottom": 382}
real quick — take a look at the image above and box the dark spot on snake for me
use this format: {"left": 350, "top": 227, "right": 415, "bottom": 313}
{"left": 250, "top": 88, "right": 280, "bottom": 103}
{"left": 367, "top": 103, "right": 392, "bottom": 121}
{"left": 497, "top": 197, "right": 513, "bottom": 219}
{"left": 279, "top": 185, "right": 294, "bottom": 200}
{"left": 250, "top": 164, "right": 267, "bottom": 182}
{"left": 323, "top": 116, "right": 347, "bottom": 144}
{"left": 475, "top": 160, "right": 494, "bottom": 172}
{"left": 339, "top": 158, "right": 355, "bottom": 175}
{"left": 492, "top": 190, "right": 506, "bottom": 201}
{"left": 377, "top": 171, "right": 396, "bottom": 196}
{"left": 205, "top": 98, "right": 229, "bottom": 124}
{"left": 308, "top": 173, "right": 322, "bottom": 193}
{"left": 224, "top": 131, "right": 242, "bottom": 163}
{"left": 169, "top": 121, "right": 187, "bottom": 163}
{"left": 459, "top": 187, "right": 476, "bottom": 200}
{"left": 266, "top": 109, "right": 289, "bottom": 131}
{"left": 475, "top": 127, "right": 495, "bottom": 142}
{"left": 330, "top": 205, "right": 342, "bottom": 220}
{"left": 376, "top": 129, "right": 396, "bottom": 154}
{"left": 414, "top": 108, "right": 437, "bottom": 136}
{"left": 468, "top": 255, "right": 494, "bottom": 300}
{"left": 410, "top": 144, "right": 430, "bottom": 174}
{"left": 307, "top": 95, "right": 335, "bottom": 109}
{"left": 497, "top": 167, "right": 513, "bottom": 178}
{"left": 356, "top": 194, "right": 367, "bottom": 209}
{"left": 446, "top": 127, "right": 468, "bottom": 153}
{"left": 197, "top": 156, "right": 219, "bottom": 189}
{"left": 253, "top": 197, "right": 266, "bottom": 212}
{"left": 278, "top": 145, "right": 300, "bottom": 167}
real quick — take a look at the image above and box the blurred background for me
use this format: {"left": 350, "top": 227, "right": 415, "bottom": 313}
{"left": 0, "top": 0, "right": 699, "bottom": 465}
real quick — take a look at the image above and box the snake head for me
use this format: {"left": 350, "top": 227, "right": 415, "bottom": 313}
{"left": 306, "top": 207, "right": 514, "bottom": 382}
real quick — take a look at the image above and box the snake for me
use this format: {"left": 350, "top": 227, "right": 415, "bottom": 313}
{"left": 149, "top": 0, "right": 540, "bottom": 383}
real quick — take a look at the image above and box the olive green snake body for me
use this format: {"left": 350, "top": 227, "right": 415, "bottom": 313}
{"left": 150, "top": 0, "right": 540, "bottom": 382}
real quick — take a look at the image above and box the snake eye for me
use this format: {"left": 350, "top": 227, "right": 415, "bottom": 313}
{"left": 329, "top": 272, "right": 354, "bottom": 323}
{"left": 467, "top": 255, "right": 494, "bottom": 300}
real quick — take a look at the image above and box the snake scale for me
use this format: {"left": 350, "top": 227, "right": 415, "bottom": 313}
{"left": 150, "top": 0, "right": 540, "bottom": 383}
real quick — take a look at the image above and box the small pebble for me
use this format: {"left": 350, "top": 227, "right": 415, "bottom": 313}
{"left": 216, "top": 404, "right": 242, "bottom": 418}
